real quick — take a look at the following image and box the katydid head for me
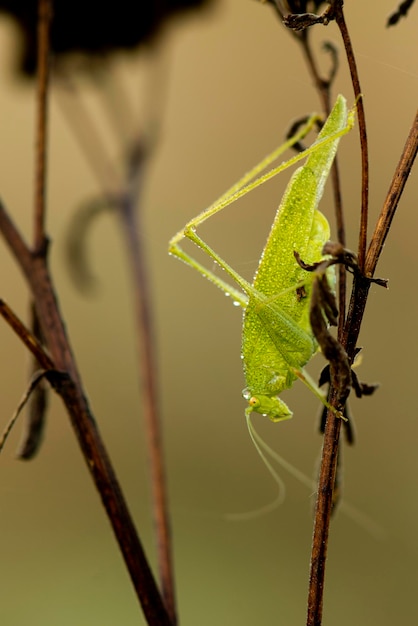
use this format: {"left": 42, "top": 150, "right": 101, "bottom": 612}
{"left": 243, "top": 389, "right": 293, "bottom": 423}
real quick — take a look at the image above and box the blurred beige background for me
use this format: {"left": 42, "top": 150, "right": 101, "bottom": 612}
{"left": 0, "top": 1, "right": 417, "bottom": 624}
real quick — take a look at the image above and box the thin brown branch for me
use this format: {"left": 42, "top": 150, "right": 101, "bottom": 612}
{"left": 45, "top": 369, "right": 173, "bottom": 626}
{"left": 54, "top": 79, "right": 120, "bottom": 191}
{"left": 0, "top": 299, "right": 54, "bottom": 368}
{"left": 333, "top": 165, "right": 347, "bottom": 334}
{"left": 334, "top": 3, "right": 369, "bottom": 270}
{"left": 276, "top": 4, "right": 413, "bottom": 625}
{"left": 33, "top": 0, "right": 52, "bottom": 251}
{"left": 58, "top": 87, "right": 177, "bottom": 620}
{"left": 307, "top": 108, "right": 418, "bottom": 626}
{"left": 307, "top": 404, "right": 341, "bottom": 626}
{"left": 365, "top": 110, "right": 418, "bottom": 276}
{"left": 119, "top": 180, "right": 177, "bottom": 623}
{"left": 30, "top": 0, "right": 52, "bottom": 476}
{"left": 299, "top": 35, "right": 347, "bottom": 332}
{"left": 343, "top": 109, "right": 418, "bottom": 358}
{"left": 91, "top": 67, "right": 137, "bottom": 152}
{"left": 304, "top": 4, "right": 370, "bottom": 623}
{"left": 0, "top": 201, "right": 172, "bottom": 623}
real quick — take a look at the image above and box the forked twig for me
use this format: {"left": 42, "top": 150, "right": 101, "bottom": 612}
{"left": 60, "top": 82, "right": 177, "bottom": 623}
{"left": 307, "top": 70, "right": 417, "bottom": 626}
{"left": 0, "top": 224, "right": 172, "bottom": 624}
{"left": 0, "top": 1, "right": 173, "bottom": 623}
{"left": 117, "top": 143, "right": 177, "bottom": 623}
{"left": 268, "top": 2, "right": 417, "bottom": 624}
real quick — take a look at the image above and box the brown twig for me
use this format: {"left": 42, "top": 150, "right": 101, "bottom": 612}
{"left": 307, "top": 105, "right": 418, "bottom": 626}
{"left": 0, "top": 299, "right": 54, "bottom": 368}
{"left": 0, "top": 199, "right": 173, "bottom": 625}
{"left": 118, "top": 144, "right": 177, "bottom": 624}
{"left": 54, "top": 77, "right": 120, "bottom": 191}
{"left": 344, "top": 110, "right": 418, "bottom": 357}
{"left": 275, "top": 2, "right": 416, "bottom": 624}
{"left": 306, "top": 112, "right": 418, "bottom": 625}
{"left": 33, "top": 0, "right": 52, "bottom": 252}
{"left": 58, "top": 82, "right": 177, "bottom": 621}
{"left": 305, "top": 4, "right": 369, "bottom": 624}
{"left": 365, "top": 111, "right": 418, "bottom": 276}
{"left": 333, "top": 3, "right": 369, "bottom": 270}
{"left": 298, "top": 34, "right": 348, "bottom": 338}
{"left": 0, "top": 1, "right": 173, "bottom": 620}
{"left": 24, "top": 0, "right": 52, "bottom": 459}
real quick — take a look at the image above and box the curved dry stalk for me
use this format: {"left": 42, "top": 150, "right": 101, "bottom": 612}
{"left": 269, "top": 3, "right": 417, "bottom": 625}
{"left": 57, "top": 77, "right": 177, "bottom": 622}
{"left": 0, "top": 2, "right": 173, "bottom": 621}
{"left": 307, "top": 97, "right": 418, "bottom": 626}
{"left": 117, "top": 144, "right": 177, "bottom": 624}
{"left": 0, "top": 200, "right": 173, "bottom": 625}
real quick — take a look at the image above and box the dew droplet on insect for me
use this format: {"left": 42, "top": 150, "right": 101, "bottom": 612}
{"left": 268, "top": 373, "right": 282, "bottom": 387}
{"left": 224, "top": 292, "right": 230, "bottom": 297}
{"left": 242, "top": 388, "right": 251, "bottom": 400}
{"left": 233, "top": 300, "right": 240, "bottom": 307}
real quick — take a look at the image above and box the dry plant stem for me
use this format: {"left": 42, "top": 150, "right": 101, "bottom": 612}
{"left": 334, "top": 4, "right": 369, "bottom": 270}
{"left": 365, "top": 111, "right": 418, "bottom": 275}
{"left": 307, "top": 7, "right": 371, "bottom": 624}
{"left": 0, "top": 204, "right": 172, "bottom": 626}
{"left": 0, "top": 299, "right": 54, "bottom": 368}
{"left": 94, "top": 68, "right": 137, "bottom": 152}
{"left": 54, "top": 79, "right": 120, "bottom": 191}
{"left": 332, "top": 159, "right": 346, "bottom": 333}
{"left": 306, "top": 5, "right": 411, "bottom": 623}
{"left": 118, "top": 153, "right": 177, "bottom": 624}
{"left": 23, "top": 0, "right": 51, "bottom": 458}
{"left": 0, "top": 4, "right": 172, "bottom": 619}
{"left": 299, "top": 33, "right": 347, "bottom": 332}
{"left": 306, "top": 110, "right": 418, "bottom": 626}
{"left": 33, "top": 0, "right": 52, "bottom": 251}
{"left": 306, "top": 398, "right": 341, "bottom": 626}
{"left": 344, "top": 109, "right": 418, "bottom": 356}
{"left": 56, "top": 87, "right": 177, "bottom": 620}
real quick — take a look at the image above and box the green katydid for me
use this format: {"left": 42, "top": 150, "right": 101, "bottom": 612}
{"left": 169, "top": 95, "right": 354, "bottom": 428}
